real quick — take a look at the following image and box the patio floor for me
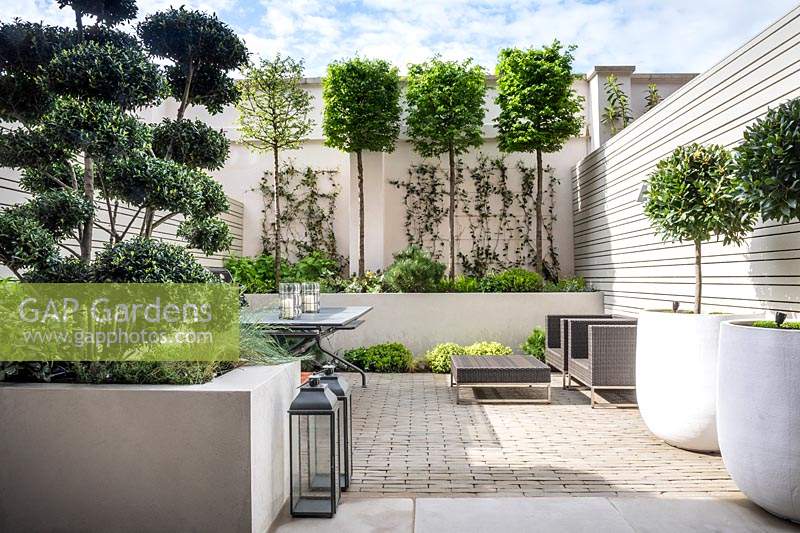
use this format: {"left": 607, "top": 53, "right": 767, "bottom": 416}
{"left": 346, "top": 372, "right": 739, "bottom": 497}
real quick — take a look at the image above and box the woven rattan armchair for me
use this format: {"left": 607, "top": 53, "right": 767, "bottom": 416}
{"left": 566, "top": 320, "right": 638, "bottom": 407}
{"left": 545, "top": 314, "right": 612, "bottom": 387}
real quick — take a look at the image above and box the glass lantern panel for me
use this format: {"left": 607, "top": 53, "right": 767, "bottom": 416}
{"left": 290, "top": 413, "right": 338, "bottom": 516}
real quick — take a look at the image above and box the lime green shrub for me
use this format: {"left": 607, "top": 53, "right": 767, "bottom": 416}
{"left": 344, "top": 342, "right": 414, "bottom": 373}
{"left": 521, "top": 327, "right": 546, "bottom": 361}
{"left": 426, "top": 341, "right": 513, "bottom": 373}
{"left": 463, "top": 341, "right": 513, "bottom": 355}
{"left": 426, "top": 342, "right": 466, "bottom": 373}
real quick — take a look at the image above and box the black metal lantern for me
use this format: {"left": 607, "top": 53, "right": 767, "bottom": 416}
{"left": 319, "top": 364, "right": 353, "bottom": 489}
{"left": 288, "top": 375, "right": 342, "bottom": 518}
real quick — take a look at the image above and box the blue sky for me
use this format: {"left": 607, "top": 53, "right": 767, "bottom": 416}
{"left": 7, "top": 0, "right": 799, "bottom": 76}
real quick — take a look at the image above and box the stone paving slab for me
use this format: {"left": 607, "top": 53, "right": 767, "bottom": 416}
{"left": 271, "top": 497, "right": 413, "bottom": 533}
{"left": 414, "top": 496, "right": 798, "bottom": 533}
{"left": 272, "top": 496, "right": 798, "bottom": 532}
{"left": 348, "top": 372, "right": 739, "bottom": 496}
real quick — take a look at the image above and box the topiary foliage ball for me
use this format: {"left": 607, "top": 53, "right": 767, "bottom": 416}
{"left": 645, "top": 143, "right": 756, "bottom": 246}
{"left": 92, "top": 237, "right": 216, "bottom": 283}
{"left": 735, "top": 97, "right": 800, "bottom": 224}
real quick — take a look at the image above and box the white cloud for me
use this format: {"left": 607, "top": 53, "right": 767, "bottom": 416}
{"left": 3, "top": 0, "right": 798, "bottom": 77}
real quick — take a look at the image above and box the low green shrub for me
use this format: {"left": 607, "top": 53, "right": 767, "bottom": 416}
{"left": 751, "top": 321, "right": 800, "bottom": 330}
{"left": 286, "top": 250, "right": 342, "bottom": 286}
{"left": 521, "top": 327, "right": 546, "bottom": 361}
{"left": 344, "top": 342, "right": 414, "bottom": 373}
{"left": 325, "top": 271, "right": 386, "bottom": 293}
{"left": 480, "top": 268, "right": 543, "bottom": 293}
{"left": 383, "top": 245, "right": 446, "bottom": 293}
{"left": 426, "top": 341, "right": 513, "bottom": 373}
{"left": 1, "top": 324, "right": 293, "bottom": 385}
{"left": 543, "top": 276, "right": 590, "bottom": 292}
{"left": 440, "top": 274, "right": 481, "bottom": 292}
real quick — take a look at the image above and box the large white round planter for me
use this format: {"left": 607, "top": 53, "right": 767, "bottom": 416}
{"left": 718, "top": 321, "right": 800, "bottom": 523}
{"left": 636, "top": 310, "right": 756, "bottom": 452}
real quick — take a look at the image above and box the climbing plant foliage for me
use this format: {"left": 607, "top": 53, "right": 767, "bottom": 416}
{"left": 260, "top": 163, "right": 343, "bottom": 267}
{"left": 391, "top": 156, "right": 561, "bottom": 279}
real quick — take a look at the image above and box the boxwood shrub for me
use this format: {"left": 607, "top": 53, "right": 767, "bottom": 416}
{"left": 344, "top": 342, "right": 414, "bottom": 372}
{"left": 521, "top": 327, "right": 546, "bottom": 361}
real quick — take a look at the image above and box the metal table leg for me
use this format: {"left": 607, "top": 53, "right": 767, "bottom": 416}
{"left": 314, "top": 337, "right": 367, "bottom": 388}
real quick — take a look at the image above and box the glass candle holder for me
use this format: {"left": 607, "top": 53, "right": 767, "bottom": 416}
{"left": 279, "top": 283, "right": 302, "bottom": 319}
{"left": 302, "top": 282, "right": 320, "bottom": 313}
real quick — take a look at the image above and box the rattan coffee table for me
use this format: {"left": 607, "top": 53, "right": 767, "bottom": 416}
{"left": 450, "top": 355, "right": 552, "bottom": 404}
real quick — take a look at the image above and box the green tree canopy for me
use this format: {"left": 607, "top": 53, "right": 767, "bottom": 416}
{"left": 405, "top": 56, "right": 487, "bottom": 279}
{"left": 495, "top": 41, "right": 583, "bottom": 275}
{"left": 645, "top": 144, "right": 756, "bottom": 313}
{"left": 0, "top": 1, "right": 244, "bottom": 279}
{"left": 237, "top": 54, "right": 315, "bottom": 285}
{"left": 322, "top": 57, "right": 401, "bottom": 154}
{"left": 735, "top": 97, "right": 800, "bottom": 225}
{"left": 323, "top": 57, "right": 402, "bottom": 276}
{"left": 138, "top": 7, "right": 248, "bottom": 119}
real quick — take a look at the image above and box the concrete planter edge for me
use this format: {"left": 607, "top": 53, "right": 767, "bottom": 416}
{"left": 0, "top": 362, "right": 301, "bottom": 533}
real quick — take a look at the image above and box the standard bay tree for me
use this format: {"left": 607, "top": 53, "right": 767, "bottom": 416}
{"left": 645, "top": 144, "right": 756, "bottom": 314}
{"left": 405, "top": 57, "right": 487, "bottom": 280}
{"left": 236, "top": 54, "right": 315, "bottom": 286}
{"left": 0, "top": 1, "right": 247, "bottom": 281}
{"left": 322, "top": 57, "right": 401, "bottom": 277}
{"left": 495, "top": 41, "right": 583, "bottom": 275}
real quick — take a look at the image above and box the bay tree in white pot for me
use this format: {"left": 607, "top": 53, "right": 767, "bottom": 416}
{"left": 718, "top": 97, "right": 800, "bottom": 523}
{"left": 638, "top": 143, "right": 757, "bottom": 452}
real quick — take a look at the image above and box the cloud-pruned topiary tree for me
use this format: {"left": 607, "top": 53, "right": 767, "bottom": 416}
{"left": 322, "top": 57, "right": 401, "bottom": 277}
{"left": 236, "top": 54, "right": 315, "bottom": 286}
{"left": 645, "top": 144, "right": 757, "bottom": 314}
{"left": 0, "top": 1, "right": 247, "bottom": 281}
{"left": 495, "top": 41, "right": 583, "bottom": 275}
{"left": 405, "top": 57, "right": 487, "bottom": 280}
{"left": 735, "top": 97, "right": 800, "bottom": 227}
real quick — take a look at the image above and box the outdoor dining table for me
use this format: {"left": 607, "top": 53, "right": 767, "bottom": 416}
{"left": 241, "top": 305, "right": 372, "bottom": 387}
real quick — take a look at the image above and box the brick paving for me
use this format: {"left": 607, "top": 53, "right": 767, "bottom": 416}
{"left": 347, "top": 372, "right": 739, "bottom": 497}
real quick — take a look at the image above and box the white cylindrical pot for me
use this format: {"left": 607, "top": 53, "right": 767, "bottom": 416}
{"left": 636, "top": 310, "right": 755, "bottom": 452}
{"left": 718, "top": 321, "right": 800, "bottom": 523}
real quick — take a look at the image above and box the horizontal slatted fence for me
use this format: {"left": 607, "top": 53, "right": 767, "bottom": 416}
{"left": 572, "top": 6, "right": 800, "bottom": 315}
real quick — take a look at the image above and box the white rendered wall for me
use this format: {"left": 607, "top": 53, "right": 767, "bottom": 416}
{"left": 0, "top": 67, "right": 694, "bottom": 278}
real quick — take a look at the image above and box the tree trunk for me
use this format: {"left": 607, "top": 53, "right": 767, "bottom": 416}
{"left": 357, "top": 150, "right": 365, "bottom": 278}
{"left": 273, "top": 144, "right": 282, "bottom": 287}
{"left": 448, "top": 146, "right": 456, "bottom": 281}
{"left": 176, "top": 62, "right": 195, "bottom": 123}
{"left": 74, "top": 11, "right": 84, "bottom": 40}
{"left": 81, "top": 155, "right": 94, "bottom": 263}
{"left": 694, "top": 239, "right": 702, "bottom": 314}
{"left": 535, "top": 149, "right": 544, "bottom": 275}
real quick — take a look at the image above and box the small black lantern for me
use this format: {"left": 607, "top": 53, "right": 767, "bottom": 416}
{"left": 288, "top": 375, "right": 341, "bottom": 518}
{"left": 319, "top": 364, "right": 353, "bottom": 489}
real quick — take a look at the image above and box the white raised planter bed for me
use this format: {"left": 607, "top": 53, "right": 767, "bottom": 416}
{"left": 718, "top": 321, "right": 800, "bottom": 523}
{"left": 246, "top": 291, "right": 605, "bottom": 355}
{"left": 0, "top": 363, "right": 300, "bottom": 533}
{"left": 636, "top": 310, "right": 758, "bottom": 452}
